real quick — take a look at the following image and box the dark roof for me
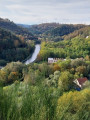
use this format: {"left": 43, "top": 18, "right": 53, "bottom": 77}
{"left": 77, "top": 77, "right": 88, "bottom": 85}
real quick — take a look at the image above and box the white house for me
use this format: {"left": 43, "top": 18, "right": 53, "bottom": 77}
{"left": 48, "top": 58, "right": 54, "bottom": 63}
{"left": 48, "top": 58, "right": 65, "bottom": 63}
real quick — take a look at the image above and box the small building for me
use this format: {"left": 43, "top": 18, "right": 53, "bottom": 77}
{"left": 48, "top": 58, "right": 64, "bottom": 64}
{"left": 48, "top": 58, "right": 54, "bottom": 64}
{"left": 73, "top": 77, "right": 88, "bottom": 90}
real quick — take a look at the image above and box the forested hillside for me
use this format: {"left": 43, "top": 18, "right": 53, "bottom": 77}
{"left": 0, "top": 27, "right": 35, "bottom": 66}
{"left": 27, "top": 23, "right": 60, "bottom": 35}
{"left": 63, "top": 26, "right": 90, "bottom": 40}
{"left": 28, "top": 23, "right": 87, "bottom": 36}
{"left": 44, "top": 24, "right": 86, "bottom": 37}
{"left": 37, "top": 36, "right": 90, "bottom": 61}
{"left": 29, "top": 23, "right": 87, "bottom": 42}
{"left": 0, "top": 18, "right": 37, "bottom": 40}
{"left": 0, "top": 21, "right": 90, "bottom": 120}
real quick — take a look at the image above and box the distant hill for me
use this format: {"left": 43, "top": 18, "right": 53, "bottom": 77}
{"left": 17, "top": 24, "right": 30, "bottom": 28}
{"left": 28, "top": 23, "right": 87, "bottom": 36}
{"left": 0, "top": 18, "right": 37, "bottom": 40}
{"left": 44, "top": 24, "right": 87, "bottom": 37}
{"left": 63, "top": 26, "right": 90, "bottom": 40}
{"left": 28, "top": 23, "right": 61, "bottom": 35}
{"left": 0, "top": 27, "right": 25, "bottom": 50}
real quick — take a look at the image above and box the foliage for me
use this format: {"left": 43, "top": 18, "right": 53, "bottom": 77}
{"left": 0, "top": 27, "right": 35, "bottom": 65}
{"left": 0, "top": 62, "right": 25, "bottom": 85}
{"left": 0, "top": 17, "right": 37, "bottom": 40}
{"left": 45, "top": 24, "right": 85, "bottom": 37}
{"left": 28, "top": 23, "right": 61, "bottom": 35}
{"left": 58, "top": 71, "right": 73, "bottom": 92}
{"left": 38, "top": 37, "right": 90, "bottom": 61}
{"left": 0, "top": 22, "right": 90, "bottom": 120}
{"left": 56, "top": 89, "right": 90, "bottom": 120}
{"left": 0, "top": 58, "right": 90, "bottom": 120}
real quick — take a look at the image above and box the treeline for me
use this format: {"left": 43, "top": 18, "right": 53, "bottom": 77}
{"left": 37, "top": 36, "right": 90, "bottom": 61}
{"left": 0, "top": 28, "right": 35, "bottom": 66}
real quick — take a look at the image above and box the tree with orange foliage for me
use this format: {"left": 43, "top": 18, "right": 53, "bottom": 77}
{"left": 53, "top": 64, "right": 60, "bottom": 71}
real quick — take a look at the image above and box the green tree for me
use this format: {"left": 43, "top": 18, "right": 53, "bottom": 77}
{"left": 58, "top": 71, "right": 73, "bottom": 92}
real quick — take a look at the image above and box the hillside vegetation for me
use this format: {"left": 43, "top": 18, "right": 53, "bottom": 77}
{"left": 0, "top": 20, "right": 90, "bottom": 120}
{"left": 37, "top": 36, "right": 90, "bottom": 61}
{"left": 28, "top": 23, "right": 60, "bottom": 35}
{"left": 45, "top": 24, "right": 86, "bottom": 37}
{"left": 0, "top": 18, "right": 37, "bottom": 40}
{"left": 0, "top": 57, "right": 90, "bottom": 119}
{"left": 63, "top": 26, "right": 90, "bottom": 40}
{"left": 0, "top": 27, "right": 35, "bottom": 66}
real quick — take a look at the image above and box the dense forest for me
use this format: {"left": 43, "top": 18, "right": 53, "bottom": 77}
{"left": 37, "top": 36, "right": 90, "bottom": 61}
{"left": 0, "top": 18, "right": 90, "bottom": 120}
{"left": 27, "top": 23, "right": 61, "bottom": 35}
{"left": 37, "top": 24, "right": 88, "bottom": 42}
{"left": 63, "top": 26, "right": 90, "bottom": 40}
{"left": 0, "top": 18, "right": 37, "bottom": 40}
{"left": 44, "top": 24, "right": 86, "bottom": 37}
{"left": 0, "top": 27, "right": 35, "bottom": 66}
{"left": 0, "top": 58, "right": 90, "bottom": 120}
{"left": 27, "top": 23, "right": 87, "bottom": 36}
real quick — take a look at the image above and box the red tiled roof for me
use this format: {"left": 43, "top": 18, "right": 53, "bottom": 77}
{"left": 77, "top": 77, "right": 88, "bottom": 85}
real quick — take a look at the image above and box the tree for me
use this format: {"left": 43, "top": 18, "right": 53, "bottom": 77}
{"left": 76, "top": 66, "right": 86, "bottom": 75}
{"left": 53, "top": 64, "right": 60, "bottom": 71}
{"left": 56, "top": 89, "right": 90, "bottom": 120}
{"left": 58, "top": 71, "right": 73, "bottom": 92}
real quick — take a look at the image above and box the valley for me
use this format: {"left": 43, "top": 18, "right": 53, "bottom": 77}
{"left": 0, "top": 17, "right": 90, "bottom": 120}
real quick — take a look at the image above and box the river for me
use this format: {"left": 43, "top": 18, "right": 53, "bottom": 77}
{"left": 0, "top": 44, "right": 40, "bottom": 69}
{"left": 25, "top": 44, "right": 40, "bottom": 65}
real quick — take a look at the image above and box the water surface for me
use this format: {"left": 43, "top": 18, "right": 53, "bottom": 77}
{"left": 25, "top": 44, "right": 40, "bottom": 65}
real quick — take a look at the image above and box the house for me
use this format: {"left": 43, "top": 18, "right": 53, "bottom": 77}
{"left": 48, "top": 58, "right": 54, "bottom": 64}
{"left": 73, "top": 77, "right": 88, "bottom": 90}
{"left": 48, "top": 58, "right": 65, "bottom": 64}
{"left": 48, "top": 58, "right": 84, "bottom": 64}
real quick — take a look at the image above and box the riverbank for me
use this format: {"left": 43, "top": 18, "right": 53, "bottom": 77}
{"left": 0, "top": 44, "right": 41, "bottom": 68}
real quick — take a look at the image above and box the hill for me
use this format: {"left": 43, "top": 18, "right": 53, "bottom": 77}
{"left": 38, "top": 24, "right": 89, "bottom": 42}
{"left": 0, "top": 18, "right": 37, "bottom": 40}
{"left": 37, "top": 36, "right": 90, "bottom": 61}
{"left": 44, "top": 24, "right": 87, "bottom": 37}
{"left": 63, "top": 26, "right": 90, "bottom": 40}
{"left": 0, "top": 27, "right": 35, "bottom": 66}
{"left": 28, "top": 23, "right": 61, "bottom": 35}
{"left": 28, "top": 23, "right": 87, "bottom": 36}
{"left": 17, "top": 24, "right": 30, "bottom": 28}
